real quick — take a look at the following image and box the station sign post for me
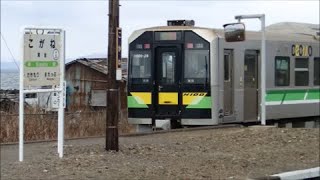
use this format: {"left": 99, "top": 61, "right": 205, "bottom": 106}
{"left": 19, "top": 27, "right": 65, "bottom": 161}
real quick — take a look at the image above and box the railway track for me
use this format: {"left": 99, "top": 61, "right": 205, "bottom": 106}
{"left": 0, "top": 123, "right": 242, "bottom": 146}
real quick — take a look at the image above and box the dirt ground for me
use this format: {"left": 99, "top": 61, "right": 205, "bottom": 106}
{"left": 1, "top": 126, "right": 319, "bottom": 179}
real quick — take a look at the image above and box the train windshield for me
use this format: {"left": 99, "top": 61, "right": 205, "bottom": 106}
{"left": 184, "top": 50, "right": 209, "bottom": 84}
{"left": 129, "top": 50, "right": 151, "bottom": 83}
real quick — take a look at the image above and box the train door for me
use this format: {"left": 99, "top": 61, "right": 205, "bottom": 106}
{"left": 224, "top": 50, "right": 234, "bottom": 116}
{"left": 244, "top": 50, "right": 259, "bottom": 121}
{"left": 154, "top": 46, "right": 181, "bottom": 118}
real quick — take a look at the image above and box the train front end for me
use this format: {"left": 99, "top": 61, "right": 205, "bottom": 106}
{"left": 127, "top": 21, "right": 218, "bottom": 129}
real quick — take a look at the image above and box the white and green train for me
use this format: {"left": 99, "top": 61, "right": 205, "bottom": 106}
{"left": 127, "top": 20, "right": 319, "bottom": 128}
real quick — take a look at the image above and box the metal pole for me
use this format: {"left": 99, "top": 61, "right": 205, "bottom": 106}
{"left": 106, "top": 0, "right": 119, "bottom": 151}
{"left": 58, "top": 30, "right": 66, "bottom": 157}
{"left": 19, "top": 46, "right": 24, "bottom": 162}
{"left": 260, "top": 15, "right": 266, "bottom": 125}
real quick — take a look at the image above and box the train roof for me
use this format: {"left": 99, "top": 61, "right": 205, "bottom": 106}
{"left": 128, "top": 26, "right": 213, "bottom": 43}
{"left": 265, "top": 22, "right": 319, "bottom": 35}
{"left": 130, "top": 22, "right": 320, "bottom": 43}
{"left": 213, "top": 22, "right": 319, "bottom": 42}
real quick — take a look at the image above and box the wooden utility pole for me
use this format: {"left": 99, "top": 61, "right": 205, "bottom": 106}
{"left": 106, "top": 0, "right": 119, "bottom": 151}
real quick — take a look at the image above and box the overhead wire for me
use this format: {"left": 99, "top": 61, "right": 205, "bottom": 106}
{"left": 0, "top": 33, "right": 20, "bottom": 70}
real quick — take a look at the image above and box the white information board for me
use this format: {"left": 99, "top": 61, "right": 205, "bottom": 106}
{"left": 23, "top": 30, "right": 62, "bottom": 88}
{"left": 19, "top": 27, "right": 65, "bottom": 162}
{"left": 51, "top": 81, "right": 66, "bottom": 109}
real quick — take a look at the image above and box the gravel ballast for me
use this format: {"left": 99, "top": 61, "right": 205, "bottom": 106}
{"left": 1, "top": 126, "right": 319, "bottom": 179}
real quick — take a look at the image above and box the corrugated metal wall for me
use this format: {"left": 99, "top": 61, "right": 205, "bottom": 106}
{"left": 66, "top": 63, "right": 107, "bottom": 110}
{"left": 65, "top": 62, "right": 127, "bottom": 111}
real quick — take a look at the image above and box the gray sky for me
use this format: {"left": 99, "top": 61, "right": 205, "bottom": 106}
{"left": 1, "top": 0, "right": 319, "bottom": 68}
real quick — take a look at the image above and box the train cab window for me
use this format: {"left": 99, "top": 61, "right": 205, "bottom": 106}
{"left": 295, "top": 58, "right": 309, "bottom": 86}
{"left": 184, "top": 50, "right": 209, "bottom": 84}
{"left": 161, "top": 52, "right": 176, "bottom": 84}
{"left": 314, "top": 57, "right": 320, "bottom": 85}
{"left": 275, "top": 56, "right": 290, "bottom": 86}
{"left": 130, "top": 51, "right": 151, "bottom": 83}
{"left": 184, "top": 31, "right": 210, "bottom": 84}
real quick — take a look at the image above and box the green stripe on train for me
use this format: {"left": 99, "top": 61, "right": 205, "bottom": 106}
{"left": 307, "top": 89, "right": 320, "bottom": 100}
{"left": 127, "top": 96, "right": 148, "bottom": 108}
{"left": 266, "top": 89, "right": 320, "bottom": 102}
{"left": 186, "top": 97, "right": 212, "bottom": 109}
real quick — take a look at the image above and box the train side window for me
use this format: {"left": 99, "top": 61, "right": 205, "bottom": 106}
{"left": 295, "top": 58, "right": 309, "bottom": 86}
{"left": 224, "top": 54, "right": 230, "bottom": 81}
{"left": 314, "top": 57, "right": 320, "bottom": 85}
{"left": 275, "top": 56, "right": 290, "bottom": 86}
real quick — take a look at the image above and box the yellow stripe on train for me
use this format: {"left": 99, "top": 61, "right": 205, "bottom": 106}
{"left": 159, "top": 92, "right": 178, "bottom": 105}
{"left": 130, "top": 92, "right": 207, "bottom": 106}
{"left": 130, "top": 92, "right": 152, "bottom": 105}
{"left": 183, "top": 92, "right": 207, "bottom": 105}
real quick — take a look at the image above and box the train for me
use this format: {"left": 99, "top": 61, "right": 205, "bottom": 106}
{"left": 127, "top": 20, "right": 320, "bottom": 129}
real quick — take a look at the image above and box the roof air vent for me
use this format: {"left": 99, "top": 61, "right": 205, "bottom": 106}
{"left": 167, "top": 20, "right": 195, "bottom": 26}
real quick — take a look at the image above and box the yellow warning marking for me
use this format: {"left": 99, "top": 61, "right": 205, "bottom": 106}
{"left": 130, "top": 92, "right": 151, "bottom": 104}
{"left": 159, "top": 92, "right": 178, "bottom": 105}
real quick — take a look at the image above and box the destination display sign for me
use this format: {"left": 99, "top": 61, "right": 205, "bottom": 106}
{"left": 291, "top": 44, "right": 312, "bottom": 57}
{"left": 155, "top": 32, "right": 182, "bottom": 41}
{"left": 23, "top": 29, "right": 63, "bottom": 88}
